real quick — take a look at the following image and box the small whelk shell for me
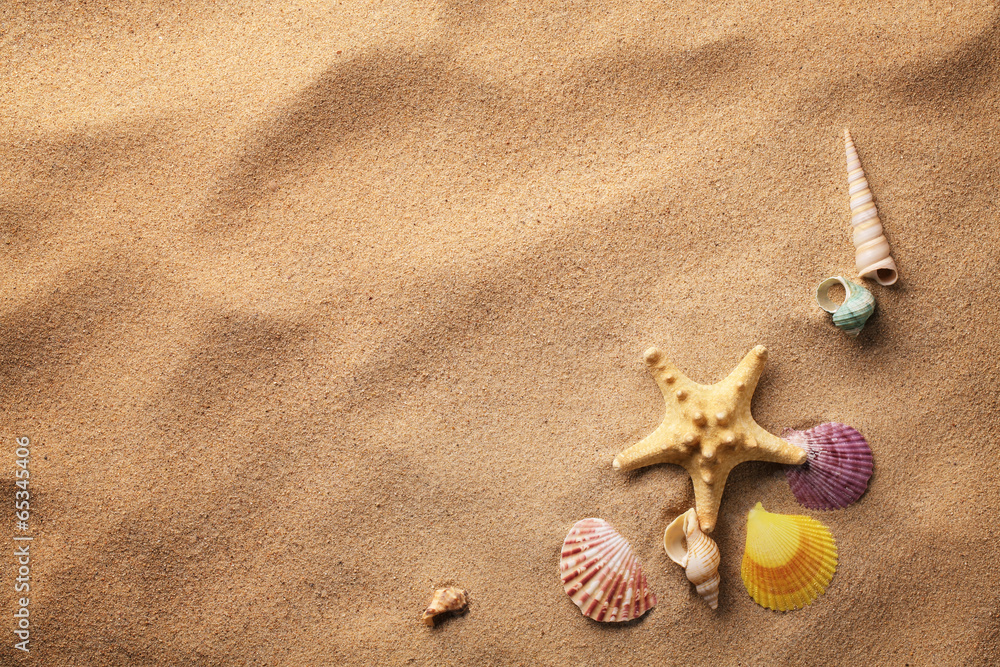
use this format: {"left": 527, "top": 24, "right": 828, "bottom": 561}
{"left": 741, "top": 503, "right": 838, "bottom": 611}
{"left": 663, "top": 508, "right": 721, "bottom": 609}
{"left": 845, "top": 129, "right": 898, "bottom": 285}
{"left": 560, "top": 518, "right": 657, "bottom": 622}
{"left": 421, "top": 587, "right": 468, "bottom": 626}
{"left": 816, "top": 276, "right": 875, "bottom": 338}
{"left": 784, "top": 422, "right": 873, "bottom": 510}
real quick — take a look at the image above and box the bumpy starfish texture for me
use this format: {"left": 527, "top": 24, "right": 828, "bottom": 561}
{"left": 613, "top": 345, "right": 806, "bottom": 533}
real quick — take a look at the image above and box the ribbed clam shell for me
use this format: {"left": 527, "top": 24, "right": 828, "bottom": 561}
{"left": 664, "top": 508, "right": 721, "bottom": 609}
{"left": 816, "top": 276, "right": 876, "bottom": 338}
{"left": 845, "top": 129, "right": 898, "bottom": 286}
{"left": 784, "top": 423, "right": 873, "bottom": 510}
{"left": 741, "top": 503, "right": 838, "bottom": 611}
{"left": 560, "top": 518, "right": 656, "bottom": 622}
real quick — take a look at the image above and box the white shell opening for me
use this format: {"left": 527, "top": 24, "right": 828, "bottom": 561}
{"left": 815, "top": 276, "right": 850, "bottom": 313}
{"left": 664, "top": 509, "right": 696, "bottom": 566}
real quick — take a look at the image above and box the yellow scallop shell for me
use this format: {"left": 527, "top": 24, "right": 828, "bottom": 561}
{"left": 740, "top": 503, "right": 838, "bottom": 611}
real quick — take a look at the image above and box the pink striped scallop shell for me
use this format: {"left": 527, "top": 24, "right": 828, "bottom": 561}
{"left": 784, "top": 422, "right": 873, "bottom": 510}
{"left": 560, "top": 518, "right": 657, "bottom": 622}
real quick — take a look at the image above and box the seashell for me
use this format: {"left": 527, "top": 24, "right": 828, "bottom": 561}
{"left": 741, "top": 503, "right": 838, "bottom": 611}
{"left": 845, "top": 129, "right": 898, "bottom": 285}
{"left": 663, "top": 508, "right": 721, "bottom": 609}
{"left": 783, "top": 422, "right": 873, "bottom": 510}
{"left": 560, "top": 518, "right": 657, "bottom": 622}
{"left": 816, "top": 276, "right": 876, "bottom": 337}
{"left": 421, "top": 587, "right": 469, "bottom": 626}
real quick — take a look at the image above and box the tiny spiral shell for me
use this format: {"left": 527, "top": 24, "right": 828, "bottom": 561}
{"left": 845, "top": 129, "right": 898, "bottom": 286}
{"left": 664, "top": 508, "right": 721, "bottom": 609}
{"left": 421, "top": 587, "right": 468, "bottom": 626}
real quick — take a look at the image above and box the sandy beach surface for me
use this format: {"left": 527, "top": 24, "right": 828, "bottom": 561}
{"left": 2, "top": 1, "right": 999, "bottom": 664}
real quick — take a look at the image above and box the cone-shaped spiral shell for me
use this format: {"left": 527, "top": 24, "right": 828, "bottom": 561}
{"left": 741, "top": 503, "right": 838, "bottom": 611}
{"left": 784, "top": 423, "right": 873, "bottom": 510}
{"left": 560, "top": 518, "right": 657, "bottom": 622}
{"left": 845, "top": 129, "right": 898, "bottom": 285}
{"left": 421, "top": 588, "right": 468, "bottom": 626}
{"left": 664, "top": 508, "right": 721, "bottom": 609}
{"left": 816, "top": 276, "right": 875, "bottom": 338}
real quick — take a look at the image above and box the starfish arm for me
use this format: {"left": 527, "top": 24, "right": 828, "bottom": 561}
{"left": 689, "top": 467, "right": 728, "bottom": 533}
{"left": 642, "top": 346, "right": 694, "bottom": 395}
{"left": 721, "top": 345, "right": 769, "bottom": 394}
{"left": 612, "top": 422, "right": 687, "bottom": 471}
{"left": 747, "top": 423, "right": 807, "bottom": 465}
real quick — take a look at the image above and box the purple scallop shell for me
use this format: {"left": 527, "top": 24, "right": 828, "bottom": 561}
{"left": 783, "top": 422, "right": 873, "bottom": 510}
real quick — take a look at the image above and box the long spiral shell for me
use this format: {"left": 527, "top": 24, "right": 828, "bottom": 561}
{"left": 845, "top": 129, "right": 898, "bottom": 286}
{"left": 664, "top": 508, "right": 721, "bottom": 609}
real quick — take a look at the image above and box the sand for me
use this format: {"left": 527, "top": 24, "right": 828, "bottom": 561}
{"left": 2, "top": 1, "right": 999, "bottom": 664}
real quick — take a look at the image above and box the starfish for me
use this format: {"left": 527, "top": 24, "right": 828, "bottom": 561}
{"left": 613, "top": 345, "right": 806, "bottom": 533}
